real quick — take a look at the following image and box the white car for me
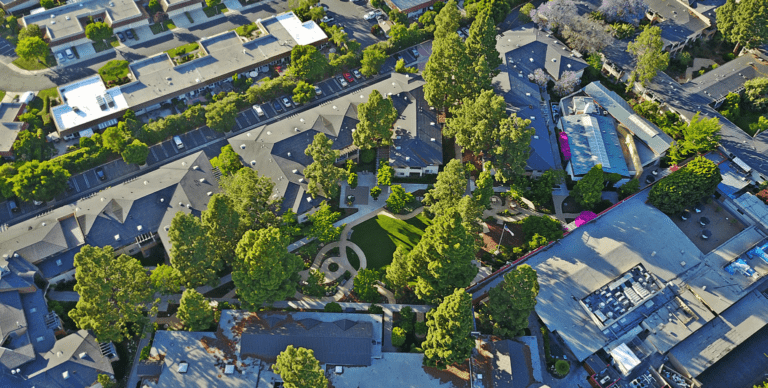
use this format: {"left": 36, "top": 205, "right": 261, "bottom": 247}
{"left": 352, "top": 69, "right": 362, "bottom": 79}
{"left": 321, "top": 16, "right": 335, "bottom": 24}
{"left": 364, "top": 11, "right": 376, "bottom": 20}
{"left": 252, "top": 105, "right": 265, "bottom": 117}
{"left": 314, "top": 86, "right": 323, "bottom": 96}
{"left": 337, "top": 76, "right": 348, "bottom": 87}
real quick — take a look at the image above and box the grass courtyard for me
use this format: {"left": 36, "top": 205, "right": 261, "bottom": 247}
{"left": 350, "top": 213, "right": 432, "bottom": 269}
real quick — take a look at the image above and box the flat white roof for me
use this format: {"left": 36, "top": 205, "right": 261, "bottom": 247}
{"left": 276, "top": 12, "right": 326, "bottom": 46}
{"left": 52, "top": 76, "right": 128, "bottom": 131}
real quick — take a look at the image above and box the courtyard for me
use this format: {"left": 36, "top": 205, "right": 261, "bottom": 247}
{"left": 349, "top": 212, "right": 432, "bottom": 269}
{"left": 668, "top": 198, "right": 746, "bottom": 254}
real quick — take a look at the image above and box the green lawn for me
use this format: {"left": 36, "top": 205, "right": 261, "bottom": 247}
{"left": 13, "top": 53, "right": 57, "bottom": 70}
{"left": 165, "top": 42, "right": 199, "bottom": 58}
{"left": 92, "top": 40, "right": 110, "bottom": 53}
{"left": 350, "top": 213, "right": 432, "bottom": 269}
{"left": 346, "top": 246, "right": 360, "bottom": 270}
{"left": 234, "top": 23, "right": 260, "bottom": 37}
{"left": 0, "top": 91, "right": 5, "bottom": 101}
{"left": 150, "top": 20, "right": 176, "bottom": 35}
{"left": 203, "top": 4, "right": 228, "bottom": 17}
{"left": 108, "top": 36, "right": 120, "bottom": 48}
{"left": 98, "top": 60, "right": 129, "bottom": 82}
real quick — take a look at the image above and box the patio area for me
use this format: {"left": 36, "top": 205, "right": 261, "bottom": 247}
{"left": 668, "top": 199, "right": 746, "bottom": 254}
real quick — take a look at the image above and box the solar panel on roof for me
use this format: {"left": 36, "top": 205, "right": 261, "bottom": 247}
{"left": 96, "top": 95, "right": 106, "bottom": 111}
{"left": 104, "top": 93, "right": 115, "bottom": 108}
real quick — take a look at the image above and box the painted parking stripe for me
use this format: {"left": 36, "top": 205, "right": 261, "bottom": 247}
{"left": 242, "top": 112, "right": 252, "bottom": 126}
{"left": 195, "top": 129, "right": 206, "bottom": 143}
{"left": 150, "top": 147, "right": 159, "bottom": 162}
{"left": 82, "top": 173, "right": 90, "bottom": 188}
{"left": 71, "top": 178, "right": 80, "bottom": 192}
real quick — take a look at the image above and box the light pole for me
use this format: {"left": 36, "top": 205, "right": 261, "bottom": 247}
{"left": 494, "top": 223, "right": 514, "bottom": 256}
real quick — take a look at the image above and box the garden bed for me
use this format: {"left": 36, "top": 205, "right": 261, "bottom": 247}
{"left": 149, "top": 19, "right": 176, "bottom": 35}
{"left": 165, "top": 42, "right": 199, "bottom": 58}
{"left": 203, "top": 4, "right": 228, "bottom": 17}
{"left": 13, "top": 52, "right": 57, "bottom": 71}
{"left": 346, "top": 246, "right": 360, "bottom": 270}
{"left": 98, "top": 60, "right": 129, "bottom": 83}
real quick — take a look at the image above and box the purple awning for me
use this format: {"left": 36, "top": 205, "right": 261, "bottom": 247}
{"left": 559, "top": 132, "right": 571, "bottom": 161}
{"left": 574, "top": 211, "right": 597, "bottom": 227}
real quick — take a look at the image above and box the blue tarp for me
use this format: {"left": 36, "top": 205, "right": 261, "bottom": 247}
{"left": 725, "top": 258, "right": 756, "bottom": 277}
{"left": 747, "top": 242, "right": 768, "bottom": 264}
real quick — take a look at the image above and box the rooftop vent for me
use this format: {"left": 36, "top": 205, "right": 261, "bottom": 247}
{"left": 144, "top": 180, "right": 148, "bottom": 185}
{"left": 405, "top": 156, "right": 410, "bottom": 161}
{"left": 79, "top": 352, "right": 87, "bottom": 359}
{"left": 56, "top": 259, "right": 62, "bottom": 266}
{"left": 164, "top": 225, "right": 169, "bottom": 231}
{"left": 287, "top": 152, "right": 291, "bottom": 156}
{"left": 240, "top": 144, "right": 246, "bottom": 149}
{"left": 225, "top": 365, "right": 235, "bottom": 374}
{"left": 207, "top": 192, "right": 213, "bottom": 196}
{"left": 178, "top": 363, "right": 189, "bottom": 373}
{"left": 114, "top": 235, "right": 120, "bottom": 241}
{"left": 292, "top": 169, "right": 298, "bottom": 173}
{"left": 551, "top": 58, "right": 557, "bottom": 62}
{"left": 430, "top": 138, "right": 435, "bottom": 142}
{"left": 250, "top": 160, "right": 256, "bottom": 166}
{"left": 529, "top": 58, "right": 534, "bottom": 62}
{"left": 199, "top": 178, "right": 206, "bottom": 183}
{"left": 137, "top": 225, "right": 143, "bottom": 231}
{"left": 62, "top": 371, "right": 69, "bottom": 379}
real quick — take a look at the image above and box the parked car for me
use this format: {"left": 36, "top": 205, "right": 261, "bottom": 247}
{"left": 343, "top": 72, "right": 354, "bottom": 83}
{"left": 282, "top": 96, "right": 292, "bottom": 108}
{"left": 457, "top": 30, "right": 466, "bottom": 39}
{"left": 320, "top": 16, "right": 335, "bottom": 24}
{"left": 173, "top": 135, "right": 184, "bottom": 149}
{"left": 62, "top": 133, "right": 77, "bottom": 141}
{"left": 273, "top": 100, "right": 283, "bottom": 112}
{"left": 314, "top": 86, "right": 323, "bottom": 96}
{"left": 56, "top": 52, "right": 65, "bottom": 63}
{"left": 253, "top": 105, "right": 265, "bottom": 116}
{"left": 352, "top": 69, "right": 362, "bottom": 79}
{"left": 364, "top": 11, "right": 377, "bottom": 20}
{"left": 337, "top": 76, "right": 348, "bottom": 87}
{"left": 65, "top": 48, "right": 75, "bottom": 59}
{"left": 8, "top": 199, "right": 18, "bottom": 213}
{"left": 116, "top": 32, "right": 125, "bottom": 42}
{"left": 411, "top": 48, "right": 419, "bottom": 58}
{"left": 95, "top": 167, "right": 106, "bottom": 181}
{"left": 125, "top": 29, "right": 134, "bottom": 40}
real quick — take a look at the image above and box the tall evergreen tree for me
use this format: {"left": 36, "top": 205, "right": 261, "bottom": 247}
{"left": 424, "top": 159, "right": 468, "bottom": 217}
{"left": 201, "top": 194, "right": 243, "bottom": 266}
{"left": 433, "top": 0, "right": 461, "bottom": 40}
{"left": 354, "top": 90, "right": 398, "bottom": 149}
{"left": 626, "top": 26, "right": 669, "bottom": 88}
{"left": 491, "top": 115, "right": 535, "bottom": 182}
{"left": 408, "top": 208, "right": 478, "bottom": 303}
{"left": 487, "top": 265, "right": 539, "bottom": 338}
{"left": 70, "top": 246, "right": 154, "bottom": 343}
{"left": 274, "top": 346, "right": 328, "bottom": 388}
{"left": 233, "top": 227, "right": 303, "bottom": 310}
{"left": 446, "top": 90, "right": 507, "bottom": 154}
{"left": 465, "top": 8, "right": 501, "bottom": 73}
{"left": 473, "top": 163, "right": 495, "bottom": 209}
{"left": 385, "top": 246, "right": 410, "bottom": 297}
{"left": 177, "top": 289, "right": 215, "bottom": 331}
{"left": 679, "top": 113, "right": 721, "bottom": 156}
{"left": 219, "top": 168, "right": 278, "bottom": 231}
{"left": 304, "top": 133, "right": 346, "bottom": 199}
{"left": 422, "top": 289, "right": 475, "bottom": 369}
{"left": 716, "top": 0, "right": 768, "bottom": 53}
{"left": 169, "top": 212, "right": 221, "bottom": 288}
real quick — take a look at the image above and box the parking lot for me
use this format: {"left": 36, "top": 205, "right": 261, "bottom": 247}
{"left": 0, "top": 38, "right": 16, "bottom": 61}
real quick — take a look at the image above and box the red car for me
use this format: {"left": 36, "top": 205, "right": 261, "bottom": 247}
{"left": 343, "top": 72, "right": 355, "bottom": 83}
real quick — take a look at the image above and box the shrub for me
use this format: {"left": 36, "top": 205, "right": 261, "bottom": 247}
{"left": 555, "top": 360, "right": 570, "bottom": 376}
{"left": 324, "top": 302, "right": 342, "bottom": 313}
{"left": 618, "top": 179, "right": 640, "bottom": 199}
{"left": 139, "top": 344, "right": 151, "bottom": 360}
{"left": 368, "top": 304, "right": 384, "bottom": 314}
{"left": 360, "top": 148, "right": 376, "bottom": 163}
{"left": 391, "top": 326, "right": 406, "bottom": 347}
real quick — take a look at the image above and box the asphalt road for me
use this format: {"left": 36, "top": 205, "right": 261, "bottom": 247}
{"left": 0, "top": 0, "right": 384, "bottom": 91}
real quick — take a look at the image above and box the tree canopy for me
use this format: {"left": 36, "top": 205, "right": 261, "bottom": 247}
{"left": 354, "top": 268, "right": 381, "bottom": 303}
{"left": 465, "top": 8, "right": 502, "bottom": 74}
{"left": 70, "top": 245, "right": 154, "bottom": 343}
{"left": 354, "top": 90, "right": 398, "bottom": 149}
{"left": 15, "top": 37, "right": 49, "bottom": 62}
{"left": 307, "top": 201, "right": 341, "bottom": 243}
{"left": 473, "top": 165, "right": 494, "bottom": 209}
{"left": 386, "top": 184, "right": 413, "bottom": 214}
{"left": 274, "top": 346, "right": 328, "bottom": 388}
{"left": 287, "top": 45, "right": 328, "bottom": 83}
{"left": 409, "top": 208, "right": 478, "bottom": 303}
{"left": 13, "top": 160, "right": 70, "bottom": 202}
{"left": 424, "top": 159, "right": 467, "bottom": 217}
{"left": 648, "top": 156, "right": 722, "bottom": 214}
{"left": 678, "top": 113, "right": 721, "bottom": 156}
{"left": 304, "top": 133, "right": 346, "bottom": 199}
{"left": 201, "top": 193, "right": 243, "bottom": 267}
{"left": 177, "top": 289, "right": 215, "bottom": 331}
{"left": 206, "top": 98, "right": 238, "bottom": 132}
{"left": 14, "top": 128, "right": 52, "bottom": 162}
{"left": 210, "top": 144, "right": 243, "bottom": 176}
{"left": 446, "top": 89, "right": 507, "bottom": 154}
{"left": 102, "top": 125, "right": 132, "bottom": 153}
{"left": 149, "top": 264, "right": 181, "bottom": 295}
{"left": 219, "top": 168, "right": 278, "bottom": 230}
{"left": 491, "top": 115, "right": 534, "bottom": 182}
{"left": 360, "top": 44, "right": 387, "bottom": 77}
{"left": 716, "top": 0, "right": 768, "bottom": 53}
{"left": 487, "top": 265, "right": 539, "bottom": 338}
{"left": 233, "top": 227, "right": 303, "bottom": 310}
{"left": 572, "top": 164, "right": 604, "bottom": 209}
{"left": 422, "top": 289, "right": 474, "bottom": 369}
{"left": 292, "top": 81, "right": 315, "bottom": 105}
{"left": 85, "top": 22, "right": 113, "bottom": 42}
{"left": 121, "top": 139, "right": 149, "bottom": 165}
{"left": 627, "top": 26, "right": 669, "bottom": 88}
{"left": 169, "top": 212, "right": 221, "bottom": 288}
{"left": 744, "top": 77, "right": 768, "bottom": 111}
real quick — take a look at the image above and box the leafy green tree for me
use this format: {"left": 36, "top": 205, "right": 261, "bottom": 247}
{"left": 572, "top": 164, "right": 604, "bottom": 209}
{"left": 292, "top": 81, "right": 315, "bottom": 105}
{"left": 287, "top": 45, "right": 328, "bottom": 83}
{"left": 391, "top": 326, "right": 406, "bottom": 347}
{"left": 149, "top": 264, "right": 181, "bottom": 295}
{"left": 395, "top": 58, "right": 417, "bottom": 74}
{"left": 354, "top": 268, "right": 381, "bottom": 302}
{"left": 377, "top": 161, "right": 394, "bottom": 186}
{"left": 210, "top": 144, "right": 243, "bottom": 176}
{"left": 219, "top": 168, "right": 278, "bottom": 230}
{"left": 206, "top": 0, "right": 221, "bottom": 8}
{"left": 409, "top": 208, "right": 478, "bottom": 303}
{"left": 489, "top": 114, "right": 534, "bottom": 184}
{"left": 679, "top": 112, "right": 721, "bottom": 156}
{"left": 473, "top": 164, "right": 494, "bottom": 209}
{"left": 519, "top": 3, "right": 535, "bottom": 23}
{"left": 85, "top": 22, "right": 113, "bottom": 43}
{"left": 389, "top": 9, "right": 408, "bottom": 25}
{"left": 422, "top": 289, "right": 474, "bottom": 368}
{"left": 148, "top": 0, "right": 161, "bottom": 13}
{"left": 18, "top": 111, "right": 43, "bottom": 129}
{"left": 446, "top": 89, "right": 507, "bottom": 154}
{"left": 169, "top": 212, "right": 221, "bottom": 288}
{"left": 424, "top": 159, "right": 467, "bottom": 217}
{"left": 716, "top": 0, "right": 768, "bottom": 53}
{"left": 121, "top": 139, "right": 149, "bottom": 165}
{"left": 234, "top": 227, "right": 303, "bottom": 310}
{"left": 206, "top": 99, "right": 238, "bottom": 132}
{"left": 618, "top": 179, "right": 640, "bottom": 199}
{"left": 274, "top": 346, "right": 329, "bottom": 388}
{"left": 354, "top": 90, "right": 398, "bottom": 149}
{"left": 626, "top": 26, "right": 669, "bottom": 88}
{"left": 386, "top": 185, "right": 413, "bottom": 214}
{"left": 465, "top": 8, "right": 501, "bottom": 74}
{"left": 14, "top": 128, "right": 52, "bottom": 161}
{"left": 360, "top": 44, "right": 387, "bottom": 76}
{"left": 347, "top": 172, "right": 358, "bottom": 188}
{"left": 15, "top": 37, "right": 49, "bottom": 63}
{"left": 308, "top": 201, "right": 341, "bottom": 243}
{"left": 720, "top": 92, "right": 742, "bottom": 121}
{"left": 0, "top": 165, "right": 17, "bottom": 199}
{"left": 648, "top": 156, "right": 722, "bottom": 213}
{"left": 40, "top": 0, "right": 54, "bottom": 9}
{"left": 324, "top": 301, "right": 342, "bottom": 312}
{"left": 12, "top": 160, "right": 70, "bottom": 202}
{"left": 386, "top": 246, "right": 410, "bottom": 295}
{"left": 18, "top": 24, "right": 42, "bottom": 40}
{"left": 434, "top": 0, "right": 461, "bottom": 40}
{"left": 201, "top": 194, "right": 243, "bottom": 267}
{"left": 97, "top": 374, "right": 116, "bottom": 388}
{"left": 750, "top": 116, "right": 768, "bottom": 135}
{"left": 519, "top": 215, "right": 563, "bottom": 246}
{"left": 370, "top": 185, "right": 382, "bottom": 200}
{"left": 177, "top": 289, "right": 214, "bottom": 331}
{"left": 744, "top": 77, "right": 768, "bottom": 111}
{"left": 487, "top": 265, "right": 539, "bottom": 338}
{"left": 419, "top": 10, "right": 438, "bottom": 33}
{"left": 424, "top": 32, "right": 473, "bottom": 110}
{"left": 70, "top": 246, "right": 154, "bottom": 343}
{"left": 102, "top": 125, "right": 132, "bottom": 153}
{"left": 304, "top": 133, "right": 346, "bottom": 198}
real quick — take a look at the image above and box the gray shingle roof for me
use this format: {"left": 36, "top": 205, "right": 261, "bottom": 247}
{"left": 497, "top": 25, "right": 589, "bottom": 81}
{"left": 239, "top": 312, "right": 374, "bottom": 366}
{"left": 23, "top": 330, "right": 114, "bottom": 387}
{"left": 645, "top": 0, "right": 710, "bottom": 44}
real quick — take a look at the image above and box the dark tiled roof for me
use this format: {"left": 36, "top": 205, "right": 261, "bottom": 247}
{"left": 386, "top": 0, "right": 433, "bottom": 12}
{"left": 389, "top": 81, "right": 443, "bottom": 170}
{"left": 645, "top": 0, "right": 710, "bottom": 43}
{"left": 22, "top": 330, "right": 114, "bottom": 388}
{"left": 497, "top": 25, "right": 589, "bottom": 81}
{"left": 239, "top": 313, "right": 374, "bottom": 366}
